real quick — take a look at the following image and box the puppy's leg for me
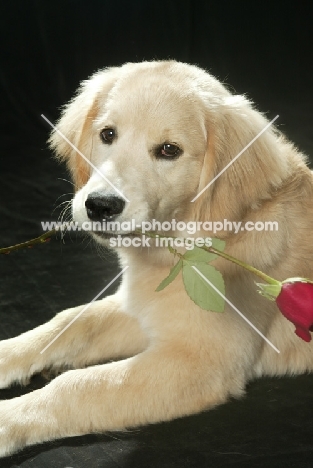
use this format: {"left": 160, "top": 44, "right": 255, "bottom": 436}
{"left": 0, "top": 294, "right": 147, "bottom": 389}
{"left": 0, "top": 343, "right": 230, "bottom": 457}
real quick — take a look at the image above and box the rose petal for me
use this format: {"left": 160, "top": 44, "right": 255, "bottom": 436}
{"left": 295, "top": 327, "right": 312, "bottom": 342}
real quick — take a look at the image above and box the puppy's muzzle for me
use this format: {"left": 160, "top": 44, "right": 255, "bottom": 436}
{"left": 85, "top": 192, "right": 125, "bottom": 221}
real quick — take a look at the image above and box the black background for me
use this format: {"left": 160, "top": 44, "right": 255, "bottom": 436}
{"left": 0, "top": 2, "right": 313, "bottom": 467}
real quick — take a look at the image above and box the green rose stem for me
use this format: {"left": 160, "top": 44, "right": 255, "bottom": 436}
{"left": 0, "top": 229, "right": 56, "bottom": 255}
{"left": 0, "top": 227, "right": 278, "bottom": 286}
{"left": 204, "top": 246, "right": 278, "bottom": 286}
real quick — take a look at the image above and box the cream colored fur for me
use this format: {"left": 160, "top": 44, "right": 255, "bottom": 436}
{"left": 1, "top": 60, "right": 313, "bottom": 456}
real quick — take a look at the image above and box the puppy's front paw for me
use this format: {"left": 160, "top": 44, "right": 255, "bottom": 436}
{"left": 0, "top": 338, "right": 37, "bottom": 389}
{"left": 0, "top": 400, "right": 25, "bottom": 457}
{"left": 0, "top": 391, "right": 61, "bottom": 458}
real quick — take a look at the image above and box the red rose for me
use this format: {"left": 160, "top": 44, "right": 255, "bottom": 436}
{"left": 276, "top": 281, "right": 313, "bottom": 342}
{"left": 258, "top": 278, "right": 313, "bottom": 342}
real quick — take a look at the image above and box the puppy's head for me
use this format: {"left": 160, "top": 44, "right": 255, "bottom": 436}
{"left": 50, "top": 61, "right": 291, "bottom": 244}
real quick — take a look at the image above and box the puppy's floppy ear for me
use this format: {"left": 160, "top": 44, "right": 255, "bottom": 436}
{"left": 195, "top": 94, "right": 292, "bottom": 222}
{"left": 49, "top": 67, "right": 119, "bottom": 190}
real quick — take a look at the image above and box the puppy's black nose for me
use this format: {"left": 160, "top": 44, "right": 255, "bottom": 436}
{"left": 85, "top": 192, "right": 125, "bottom": 221}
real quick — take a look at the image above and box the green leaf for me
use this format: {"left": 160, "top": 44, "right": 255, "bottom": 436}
{"left": 168, "top": 245, "right": 177, "bottom": 255}
{"left": 155, "top": 259, "right": 183, "bottom": 292}
{"left": 183, "top": 245, "right": 216, "bottom": 263}
{"left": 211, "top": 237, "right": 226, "bottom": 252}
{"left": 182, "top": 239, "right": 226, "bottom": 264}
{"left": 182, "top": 262, "right": 225, "bottom": 312}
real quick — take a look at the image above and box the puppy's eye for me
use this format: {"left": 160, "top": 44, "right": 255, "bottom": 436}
{"left": 100, "top": 128, "right": 116, "bottom": 144}
{"left": 156, "top": 143, "right": 182, "bottom": 159}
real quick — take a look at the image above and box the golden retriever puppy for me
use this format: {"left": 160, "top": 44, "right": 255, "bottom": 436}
{"left": 0, "top": 61, "right": 313, "bottom": 456}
